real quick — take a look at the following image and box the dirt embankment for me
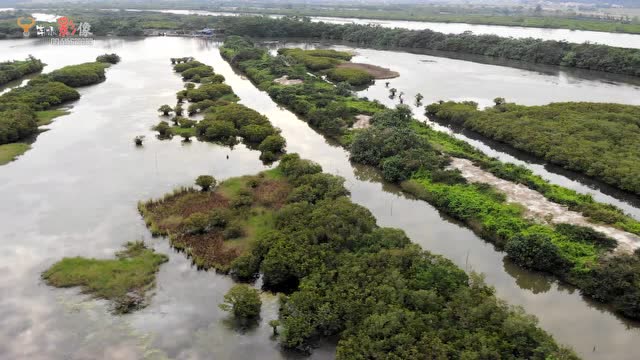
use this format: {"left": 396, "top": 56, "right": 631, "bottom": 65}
{"left": 449, "top": 158, "right": 640, "bottom": 252}
{"left": 336, "top": 62, "right": 399, "bottom": 79}
{"left": 352, "top": 114, "right": 372, "bottom": 129}
{"left": 274, "top": 75, "right": 303, "bottom": 85}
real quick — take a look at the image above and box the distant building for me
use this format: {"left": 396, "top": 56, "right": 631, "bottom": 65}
{"left": 196, "top": 28, "right": 225, "bottom": 36}
{"left": 197, "top": 28, "right": 214, "bottom": 36}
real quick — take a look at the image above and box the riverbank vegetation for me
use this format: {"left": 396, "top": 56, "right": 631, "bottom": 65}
{"left": 152, "top": 57, "right": 285, "bottom": 162}
{"left": 42, "top": 241, "right": 168, "bottom": 314}
{"left": 219, "top": 16, "right": 640, "bottom": 77}
{"left": 140, "top": 152, "right": 576, "bottom": 358}
{"left": 220, "top": 36, "right": 640, "bottom": 320}
{"left": 0, "top": 56, "right": 44, "bottom": 86}
{"left": 0, "top": 54, "right": 117, "bottom": 165}
{"left": 426, "top": 100, "right": 640, "bottom": 196}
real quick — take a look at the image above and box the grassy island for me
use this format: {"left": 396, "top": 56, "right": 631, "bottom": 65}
{"left": 140, "top": 153, "right": 576, "bottom": 358}
{"left": 42, "top": 241, "right": 168, "bottom": 314}
{"left": 220, "top": 36, "right": 640, "bottom": 320}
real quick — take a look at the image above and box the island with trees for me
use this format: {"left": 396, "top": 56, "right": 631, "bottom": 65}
{"left": 277, "top": 48, "right": 398, "bottom": 87}
{"left": 426, "top": 99, "right": 640, "bottom": 196}
{"left": 42, "top": 241, "right": 168, "bottom": 314}
{"left": 152, "top": 57, "right": 286, "bottom": 162}
{"left": 220, "top": 35, "right": 640, "bottom": 320}
{"left": 139, "top": 152, "right": 577, "bottom": 358}
{"left": 0, "top": 56, "right": 44, "bottom": 86}
{"left": 0, "top": 54, "right": 118, "bottom": 165}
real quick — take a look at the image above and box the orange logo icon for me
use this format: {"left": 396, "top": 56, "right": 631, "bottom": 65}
{"left": 17, "top": 17, "right": 36, "bottom": 37}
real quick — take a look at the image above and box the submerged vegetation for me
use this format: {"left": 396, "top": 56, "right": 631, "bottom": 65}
{"left": 0, "top": 56, "right": 44, "bottom": 86}
{"left": 141, "top": 153, "right": 576, "bottom": 358}
{"left": 152, "top": 57, "right": 285, "bottom": 162}
{"left": 0, "top": 54, "right": 117, "bottom": 165}
{"left": 426, "top": 100, "right": 640, "bottom": 196}
{"left": 42, "top": 241, "right": 168, "bottom": 314}
{"left": 221, "top": 36, "right": 640, "bottom": 320}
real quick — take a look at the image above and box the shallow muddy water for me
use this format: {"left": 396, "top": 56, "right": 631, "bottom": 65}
{"left": 1, "top": 37, "right": 640, "bottom": 360}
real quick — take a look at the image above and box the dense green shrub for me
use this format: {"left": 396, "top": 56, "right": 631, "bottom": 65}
{"left": 181, "top": 65, "right": 214, "bottom": 80}
{"left": 173, "top": 60, "right": 206, "bottom": 73}
{"left": 326, "top": 67, "right": 373, "bottom": 86}
{"left": 1, "top": 80, "right": 79, "bottom": 111}
{"left": 195, "top": 175, "right": 216, "bottom": 191}
{"left": 153, "top": 121, "right": 172, "bottom": 138}
{"left": 0, "top": 106, "right": 37, "bottom": 145}
{"left": 219, "top": 284, "right": 262, "bottom": 319}
{"left": 186, "top": 83, "right": 233, "bottom": 102}
{"left": 202, "top": 120, "right": 236, "bottom": 141}
{"left": 258, "top": 134, "right": 286, "bottom": 154}
{"left": 505, "top": 233, "right": 569, "bottom": 273}
{"left": 96, "top": 53, "right": 121, "bottom": 64}
{"left": 48, "top": 62, "right": 108, "bottom": 87}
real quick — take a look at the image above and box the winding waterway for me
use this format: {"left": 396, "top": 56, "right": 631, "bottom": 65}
{"left": 0, "top": 36, "right": 639, "bottom": 360}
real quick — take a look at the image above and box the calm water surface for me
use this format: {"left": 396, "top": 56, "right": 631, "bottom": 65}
{"left": 0, "top": 37, "right": 639, "bottom": 360}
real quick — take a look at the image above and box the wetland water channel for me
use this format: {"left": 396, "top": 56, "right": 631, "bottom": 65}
{"left": 0, "top": 36, "right": 639, "bottom": 359}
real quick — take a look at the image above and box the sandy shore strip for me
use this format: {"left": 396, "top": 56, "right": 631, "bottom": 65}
{"left": 449, "top": 158, "right": 640, "bottom": 252}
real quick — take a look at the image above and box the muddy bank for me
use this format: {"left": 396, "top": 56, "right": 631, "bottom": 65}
{"left": 449, "top": 158, "right": 640, "bottom": 252}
